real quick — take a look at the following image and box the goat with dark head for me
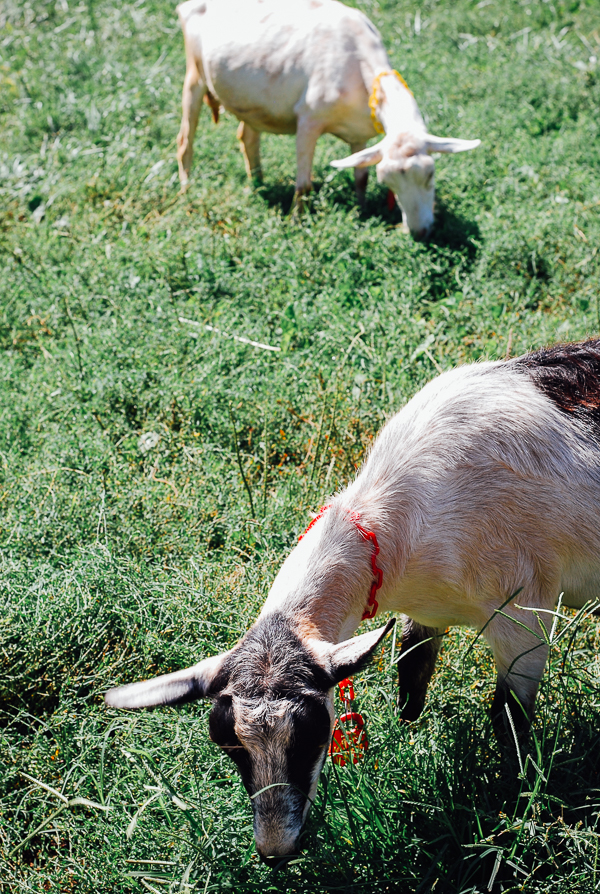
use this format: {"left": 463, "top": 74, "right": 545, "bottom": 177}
{"left": 107, "top": 339, "right": 600, "bottom": 859}
{"left": 106, "top": 596, "right": 394, "bottom": 862}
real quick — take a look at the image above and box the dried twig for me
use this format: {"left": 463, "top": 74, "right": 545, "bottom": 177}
{"left": 179, "top": 316, "right": 280, "bottom": 352}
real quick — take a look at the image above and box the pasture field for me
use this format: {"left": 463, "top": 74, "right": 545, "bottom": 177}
{"left": 2, "top": 0, "right": 600, "bottom": 890}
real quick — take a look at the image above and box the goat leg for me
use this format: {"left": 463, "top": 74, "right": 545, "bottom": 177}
{"left": 397, "top": 618, "right": 444, "bottom": 721}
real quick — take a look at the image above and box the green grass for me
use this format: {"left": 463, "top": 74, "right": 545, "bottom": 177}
{"left": 1, "top": 0, "right": 600, "bottom": 890}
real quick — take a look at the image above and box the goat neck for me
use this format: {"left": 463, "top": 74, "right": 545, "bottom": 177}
{"left": 374, "top": 71, "right": 426, "bottom": 140}
{"left": 257, "top": 501, "right": 382, "bottom": 645}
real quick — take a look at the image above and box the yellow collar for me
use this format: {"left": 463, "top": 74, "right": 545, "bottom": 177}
{"left": 368, "top": 69, "right": 413, "bottom": 135}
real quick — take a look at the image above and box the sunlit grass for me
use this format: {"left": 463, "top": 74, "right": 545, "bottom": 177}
{"left": 1, "top": 0, "right": 600, "bottom": 890}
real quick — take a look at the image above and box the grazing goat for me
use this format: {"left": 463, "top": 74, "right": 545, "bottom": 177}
{"left": 176, "top": 0, "right": 480, "bottom": 238}
{"left": 106, "top": 339, "right": 600, "bottom": 862}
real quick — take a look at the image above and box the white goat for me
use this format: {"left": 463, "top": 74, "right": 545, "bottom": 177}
{"left": 106, "top": 340, "right": 600, "bottom": 862}
{"left": 176, "top": 0, "right": 480, "bottom": 237}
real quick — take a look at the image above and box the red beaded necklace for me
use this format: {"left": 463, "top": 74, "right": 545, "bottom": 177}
{"left": 299, "top": 504, "right": 383, "bottom": 621}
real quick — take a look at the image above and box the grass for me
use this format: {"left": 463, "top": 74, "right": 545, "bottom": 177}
{"left": 1, "top": 0, "right": 600, "bottom": 890}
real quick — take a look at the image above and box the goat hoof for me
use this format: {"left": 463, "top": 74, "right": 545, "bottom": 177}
{"left": 398, "top": 696, "right": 425, "bottom": 723}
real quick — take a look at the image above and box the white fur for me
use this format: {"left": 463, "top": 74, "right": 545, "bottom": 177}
{"left": 262, "top": 359, "right": 600, "bottom": 711}
{"left": 176, "top": 0, "right": 480, "bottom": 236}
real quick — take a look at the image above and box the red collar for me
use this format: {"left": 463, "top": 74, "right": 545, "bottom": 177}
{"left": 299, "top": 505, "right": 383, "bottom": 621}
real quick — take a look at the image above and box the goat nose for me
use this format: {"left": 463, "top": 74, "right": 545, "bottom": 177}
{"left": 412, "top": 226, "right": 431, "bottom": 241}
{"left": 257, "top": 849, "right": 299, "bottom": 868}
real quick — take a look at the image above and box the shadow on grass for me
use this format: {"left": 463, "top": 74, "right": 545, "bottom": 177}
{"left": 256, "top": 176, "right": 402, "bottom": 223}
{"left": 428, "top": 199, "right": 481, "bottom": 260}
{"left": 331, "top": 179, "right": 482, "bottom": 255}
{"left": 255, "top": 180, "right": 296, "bottom": 214}
{"left": 255, "top": 178, "right": 481, "bottom": 265}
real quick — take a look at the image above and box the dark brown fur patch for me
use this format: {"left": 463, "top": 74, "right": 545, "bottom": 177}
{"left": 513, "top": 339, "right": 600, "bottom": 432}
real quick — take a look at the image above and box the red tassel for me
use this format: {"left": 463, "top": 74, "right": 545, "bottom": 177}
{"left": 328, "top": 678, "right": 369, "bottom": 765}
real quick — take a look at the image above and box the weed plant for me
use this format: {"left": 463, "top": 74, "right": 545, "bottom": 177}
{"left": 1, "top": 0, "right": 600, "bottom": 890}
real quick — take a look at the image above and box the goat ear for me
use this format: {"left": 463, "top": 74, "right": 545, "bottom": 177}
{"left": 424, "top": 135, "right": 481, "bottom": 154}
{"left": 104, "top": 652, "right": 230, "bottom": 710}
{"left": 326, "top": 618, "right": 396, "bottom": 684}
{"left": 330, "top": 143, "right": 384, "bottom": 170}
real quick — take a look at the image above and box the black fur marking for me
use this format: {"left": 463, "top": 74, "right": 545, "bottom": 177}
{"left": 513, "top": 339, "right": 600, "bottom": 434}
{"left": 250, "top": 697, "right": 331, "bottom": 834}
{"left": 209, "top": 695, "right": 253, "bottom": 792}
{"left": 286, "top": 697, "right": 331, "bottom": 803}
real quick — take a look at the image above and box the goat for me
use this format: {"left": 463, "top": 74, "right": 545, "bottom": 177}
{"left": 105, "top": 339, "right": 600, "bottom": 861}
{"left": 175, "top": 0, "right": 480, "bottom": 238}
